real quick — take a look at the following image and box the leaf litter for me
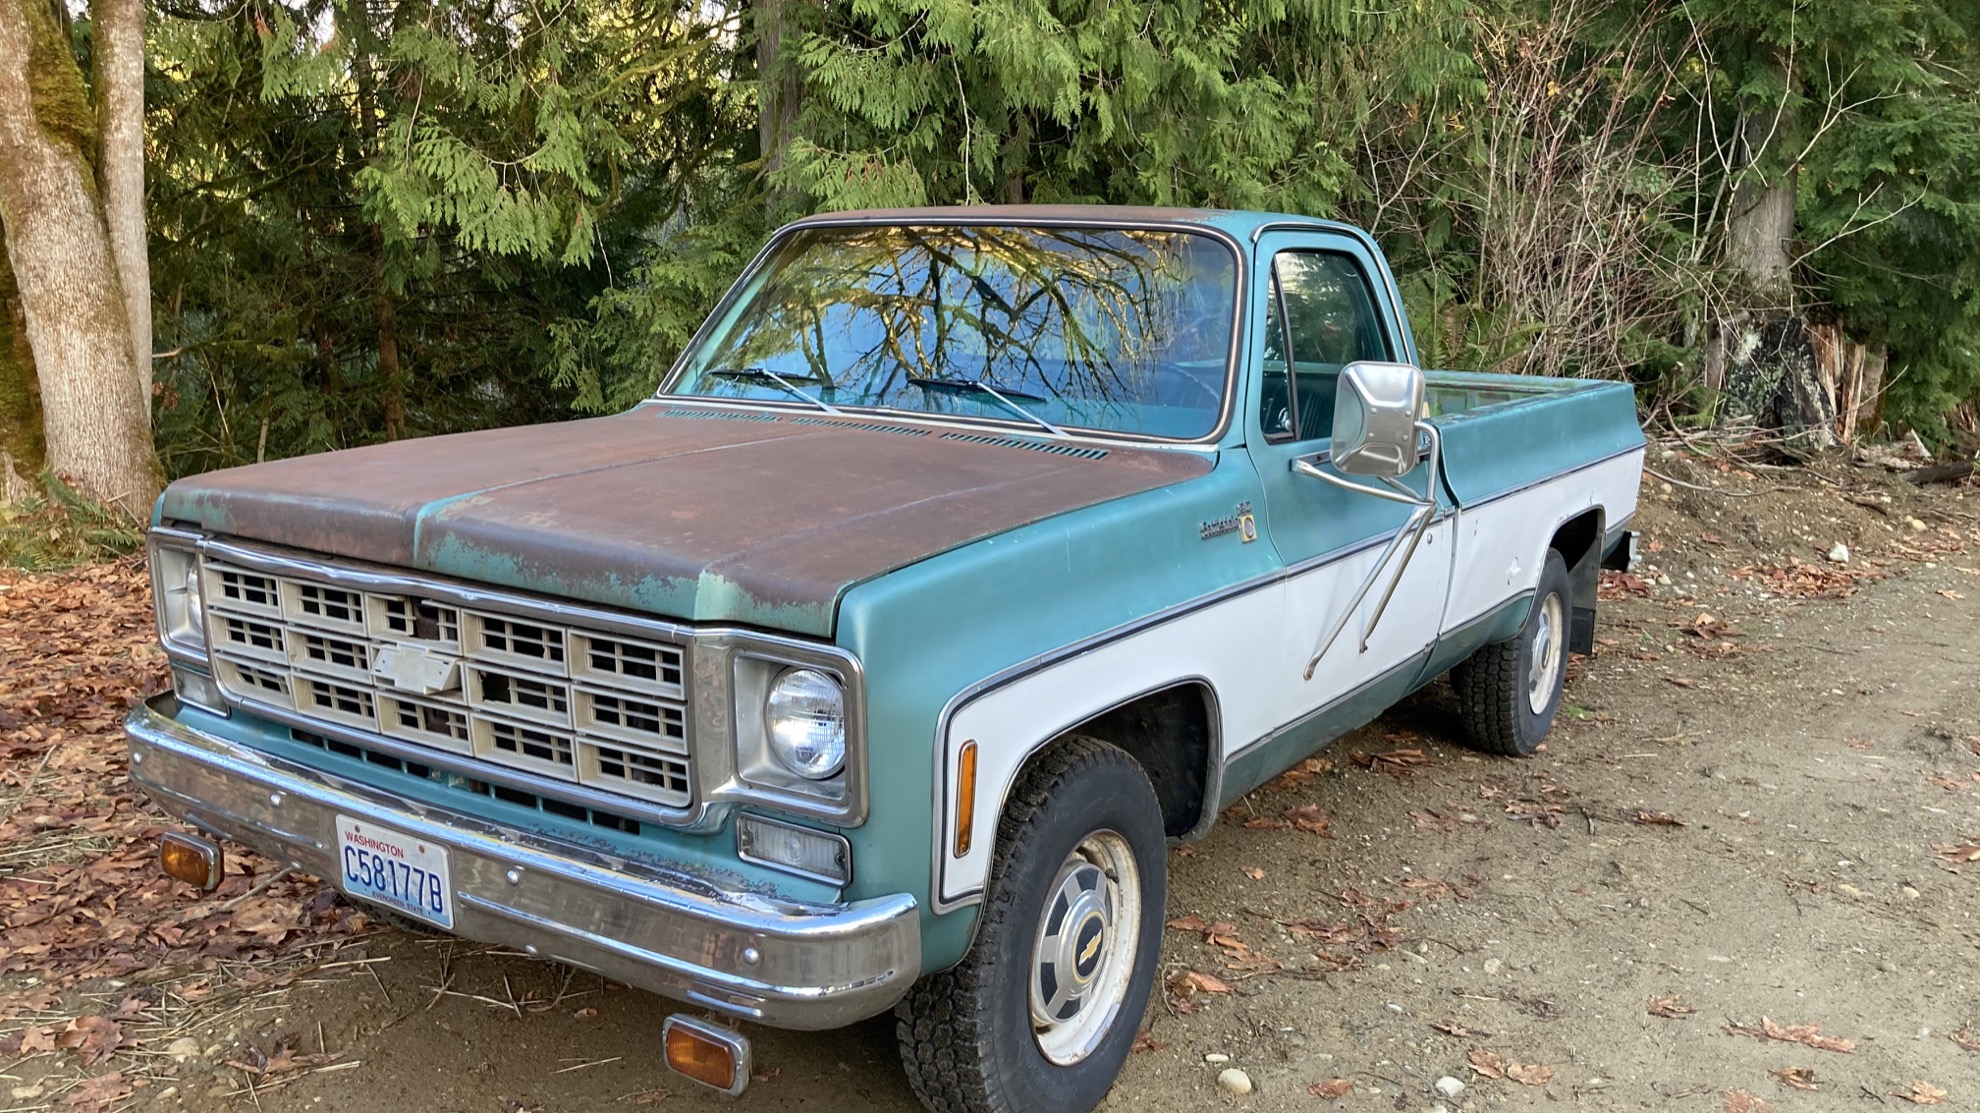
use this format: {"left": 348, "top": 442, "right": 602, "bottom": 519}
{"left": 0, "top": 562, "right": 377, "bottom": 1106}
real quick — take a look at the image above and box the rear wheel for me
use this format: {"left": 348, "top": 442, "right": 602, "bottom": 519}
{"left": 896, "top": 738, "right": 1166, "bottom": 1113}
{"left": 1452, "top": 548, "right": 1572, "bottom": 757}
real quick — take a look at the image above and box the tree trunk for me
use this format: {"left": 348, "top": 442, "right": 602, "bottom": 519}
{"left": 755, "top": 0, "right": 802, "bottom": 216}
{"left": 0, "top": 238, "right": 42, "bottom": 501}
{"left": 93, "top": 0, "right": 150, "bottom": 401}
{"left": 0, "top": 0, "right": 159, "bottom": 514}
{"left": 1726, "top": 74, "right": 1797, "bottom": 305}
{"left": 376, "top": 290, "right": 404, "bottom": 440}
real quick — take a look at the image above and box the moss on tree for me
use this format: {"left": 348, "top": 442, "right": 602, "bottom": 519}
{"left": 0, "top": 238, "right": 45, "bottom": 485}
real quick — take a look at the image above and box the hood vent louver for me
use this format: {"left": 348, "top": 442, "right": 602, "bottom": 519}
{"left": 790, "top": 417, "right": 930, "bottom": 436}
{"left": 653, "top": 407, "right": 783, "bottom": 422}
{"left": 939, "top": 432, "right": 1109, "bottom": 459}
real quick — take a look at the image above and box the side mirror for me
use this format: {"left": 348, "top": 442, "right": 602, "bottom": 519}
{"left": 1331, "top": 361, "right": 1426, "bottom": 478}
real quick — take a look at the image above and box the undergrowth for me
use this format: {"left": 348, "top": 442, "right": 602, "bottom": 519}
{"left": 0, "top": 473, "right": 146, "bottom": 569}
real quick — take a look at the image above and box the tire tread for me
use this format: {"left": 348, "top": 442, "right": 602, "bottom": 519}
{"left": 896, "top": 737, "right": 1149, "bottom": 1113}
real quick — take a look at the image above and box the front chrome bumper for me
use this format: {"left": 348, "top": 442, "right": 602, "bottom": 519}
{"left": 124, "top": 695, "right": 919, "bottom": 1030}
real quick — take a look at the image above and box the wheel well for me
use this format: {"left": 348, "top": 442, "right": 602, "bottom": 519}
{"left": 1050, "top": 682, "right": 1215, "bottom": 840}
{"left": 1550, "top": 509, "right": 1604, "bottom": 655}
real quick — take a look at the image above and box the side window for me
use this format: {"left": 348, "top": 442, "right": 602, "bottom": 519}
{"left": 1258, "top": 251, "right": 1392, "bottom": 442}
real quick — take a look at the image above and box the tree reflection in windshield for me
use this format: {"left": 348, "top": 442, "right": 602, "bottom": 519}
{"left": 667, "top": 224, "right": 1238, "bottom": 439}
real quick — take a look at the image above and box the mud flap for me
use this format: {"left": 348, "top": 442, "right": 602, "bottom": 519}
{"left": 1568, "top": 538, "right": 1603, "bottom": 656}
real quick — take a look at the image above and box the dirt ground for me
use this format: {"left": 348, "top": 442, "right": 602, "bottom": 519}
{"left": 5, "top": 449, "right": 1980, "bottom": 1113}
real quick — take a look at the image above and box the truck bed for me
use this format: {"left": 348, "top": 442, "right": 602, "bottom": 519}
{"left": 1425, "top": 372, "right": 1645, "bottom": 507}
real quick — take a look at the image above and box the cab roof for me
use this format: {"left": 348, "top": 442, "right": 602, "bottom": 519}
{"left": 783, "top": 205, "right": 1370, "bottom": 245}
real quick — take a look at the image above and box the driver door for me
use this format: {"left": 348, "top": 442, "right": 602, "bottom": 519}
{"left": 1247, "top": 232, "right": 1454, "bottom": 734}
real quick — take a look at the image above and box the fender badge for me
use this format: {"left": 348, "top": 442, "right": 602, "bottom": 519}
{"left": 1200, "top": 502, "right": 1258, "bottom": 543}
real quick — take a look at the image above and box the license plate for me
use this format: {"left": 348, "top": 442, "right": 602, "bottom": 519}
{"left": 335, "top": 815, "right": 454, "bottom": 929}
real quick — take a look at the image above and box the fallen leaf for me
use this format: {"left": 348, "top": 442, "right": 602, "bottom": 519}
{"left": 1308, "top": 1079, "right": 1352, "bottom": 1099}
{"left": 62, "top": 1072, "right": 131, "bottom": 1113}
{"left": 1466, "top": 1049, "right": 1505, "bottom": 1079}
{"left": 1899, "top": 1079, "right": 1947, "bottom": 1105}
{"left": 1506, "top": 1062, "right": 1554, "bottom": 1086}
{"left": 1353, "top": 748, "right": 1432, "bottom": 778}
{"left": 1633, "top": 810, "right": 1687, "bottom": 827}
{"left": 1665, "top": 676, "right": 1698, "bottom": 689}
{"left": 1725, "top": 1017, "right": 1857, "bottom": 1053}
{"left": 1647, "top": 995, "right": 1694, "bottom": 1018}
{"left": 1241, "top": 817, "right": 1284, "bottom": 830}
{"left": 1271, "top": 757, "right": 1334, "bottom": 787}
{"left": 1926, "top": 774, "right": 1967, "bottom": 792}
{"left": 1432, "top": 1021, "right": 1486, "bottom": 1039}
{"left": 1399, "top": 876, "right": 1472, "bottom": 901}
{"left": 55, "top": 1016, "right": 126, "bottom": 1067}
{"left": 1174, "top": 970, "right": 1233, "bottom": 995}
{"left": 1599, "top": 570, "right": 1652, "bottom": 599}
{"left": 1935, "top": 838, "right": 1980, "bottom": 871}
{"left": 1771, "top": 1066, "right": 1818, "bottom": 1091}
{"left": 1130, "top": 1032, "right": 1167, "bottom": 1054}
{"left": 1951, "top": 1029, "right": 1980, "bottom": 1052}
{"left": 1284, "top": 805, "right": 1334, "bottom": 836}
{"left": 1242, "top": 867, "right": 1265, "bottom": 881}
{"left": 1938, "top": 589, "right": 1965, "bottom": 600}
{"left": 1725, "top": 1090, "right": 1774, "bottom": 1113}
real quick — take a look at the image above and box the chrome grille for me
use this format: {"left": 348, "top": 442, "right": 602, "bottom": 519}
{"left": 201, "top": 558, "right": 693, "bottom": 810}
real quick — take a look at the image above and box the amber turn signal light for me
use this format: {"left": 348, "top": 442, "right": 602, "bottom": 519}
{"left": 159, "top": 832, "right": 223, "bottom": 891}
{"left": 662, "top": 1015, "right": 750, "bottom": 1095}
{"left": 953, "top": 740, "right": 978, "bottom": 858}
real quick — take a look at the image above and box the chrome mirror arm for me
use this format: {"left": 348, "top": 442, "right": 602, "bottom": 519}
{"left": 1290, "top": 459, "right": 1420, "bottom": 506}
{"left": 1298, "top": 422, "right": 1443, "bottom": 679}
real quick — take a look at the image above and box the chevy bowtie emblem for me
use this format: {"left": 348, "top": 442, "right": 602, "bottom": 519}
{"left": 1080, "top": 932, "right": 1103, "bottom": 965}
{"left": 373, "top": 642, "right": 462, "bottom": 696}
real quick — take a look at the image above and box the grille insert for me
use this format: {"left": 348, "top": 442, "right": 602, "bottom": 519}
{"left": 203, "top": 558, "right": 693, "bottom": 810}
{"left": 289, "top": 729, "right": 642, "bottom": 835}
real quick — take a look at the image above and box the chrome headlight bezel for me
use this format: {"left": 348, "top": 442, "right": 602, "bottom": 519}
{"left": 693, "top": 632, "right": 867, "bottom": 827}
{"left": 149, "top": 528, "right": 209, "bottom": 663}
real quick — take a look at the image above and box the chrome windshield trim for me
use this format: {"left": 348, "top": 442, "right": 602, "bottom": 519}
{"left": 651, "top": 215, "right": 1250, "bottom": 449}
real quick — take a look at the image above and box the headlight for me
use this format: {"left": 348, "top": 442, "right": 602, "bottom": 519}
{"left": 151, "top": 536, "right": 208, "bottom": 657}
{"left": 764, "top": 668, "right": 846, "bottom": 780}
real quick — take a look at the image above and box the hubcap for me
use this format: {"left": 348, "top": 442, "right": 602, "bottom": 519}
{"left": 1528, "top": 592, "right": 1565, "bottom": 715}
{"left": 1028, "top": 830, "right": 1141, "bottom": 1066}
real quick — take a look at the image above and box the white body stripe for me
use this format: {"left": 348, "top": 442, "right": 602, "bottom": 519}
{"left": 1442, "top": 451, "right": 1643, "bottom": 633}
{"left": 935, "top": 447, "right": 1643, "bottom": 909}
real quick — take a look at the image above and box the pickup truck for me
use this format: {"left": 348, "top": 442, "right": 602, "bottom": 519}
{"left": 126, "top": 206, "right": 1644, "bottom": 1113}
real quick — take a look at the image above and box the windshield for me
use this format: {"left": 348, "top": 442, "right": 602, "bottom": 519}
{"left": 663, "top": 224, "right": 1239, "bottom": 439}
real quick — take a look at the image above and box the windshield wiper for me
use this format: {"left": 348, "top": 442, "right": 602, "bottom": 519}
{"left": 909, "top": 376, "right": 1066, "bottom": 438}
{"left": 706, "top": 367, "right": 842, "bottom": 415}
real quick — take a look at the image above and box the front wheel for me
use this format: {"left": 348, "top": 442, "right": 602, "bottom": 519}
{"left": 896, "top": 738, "right": 1166, "bottom": 1113}
{"left": 1452, "top": 548, "right": 1572, "bottom": 757}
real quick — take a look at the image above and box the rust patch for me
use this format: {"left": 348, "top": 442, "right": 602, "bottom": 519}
{"left": 161, "top": 408, "right": 1214, "bottom": 634}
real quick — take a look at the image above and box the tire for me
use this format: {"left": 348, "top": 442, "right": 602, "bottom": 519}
{"left": 1452, "top": 548, "right": 1573, "bottom": 757}
{"left": 896, "top": 738, "right": 1167, "bottom": 1113}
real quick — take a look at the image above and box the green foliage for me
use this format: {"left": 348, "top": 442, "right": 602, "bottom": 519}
{"left": 145, "top": 0, "right": 742, "bottom": 475}
{"left": 139, "top": 0, "right": 1980, "bottom": 463}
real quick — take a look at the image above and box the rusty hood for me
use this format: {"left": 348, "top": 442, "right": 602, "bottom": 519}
{"left": 158, "top": 405, "right": 1214, "bottom": 636}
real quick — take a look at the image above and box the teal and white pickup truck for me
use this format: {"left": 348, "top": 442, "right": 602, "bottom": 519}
{"left": 127, "top": 207, "right": 1644, "bottom": 1112}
